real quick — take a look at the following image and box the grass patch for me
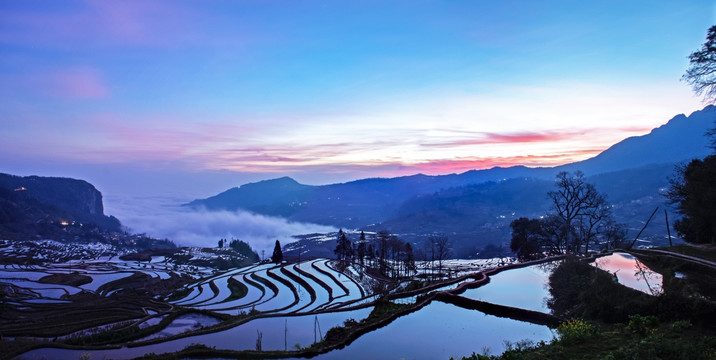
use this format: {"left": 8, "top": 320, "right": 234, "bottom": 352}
{"left": 660, "top": 244, "right": 716, "bottom": 262}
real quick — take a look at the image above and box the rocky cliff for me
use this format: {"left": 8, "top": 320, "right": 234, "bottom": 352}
{"left": 0, "top": 173, "right": 121, "bottom": 240}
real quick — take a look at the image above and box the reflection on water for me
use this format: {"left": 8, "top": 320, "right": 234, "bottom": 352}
{"left": 19, "top": 262, "right": 565, "bottom": 360}
{"left": 19, "top": 308, "right": 372, "bottom": 360}
{"left": 592, "top": 252, "right": 663, "bottom": 295}
{"left": 295, "top": 301, "right": 554, "bottom": 360}
{"left": 460, "top": 263, "right": 557, "bottom": 312}
{"left": 140, "top": 313, "right": 221, "bottom": 341}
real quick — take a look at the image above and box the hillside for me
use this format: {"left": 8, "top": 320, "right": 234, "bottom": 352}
{"left": 0, "top": 173, "right": 121, "bottom": 240}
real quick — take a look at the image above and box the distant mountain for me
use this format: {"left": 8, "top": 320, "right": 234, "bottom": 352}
{"left": 0, "top": 173, "right": 121, "bottom": 240}
{"left": 185, "top": 171, "right": 541, "bottom": 228}
{"left": 186, "top": 177, "right": 313, "bottom": 216}
{"left": 557, "top": 105, "right": 715, "bottom": 175}
{"left": 187, "top": 106, "right": 715, "bottom": 255}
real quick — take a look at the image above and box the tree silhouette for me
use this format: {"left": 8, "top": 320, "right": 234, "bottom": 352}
{"left": 230, "top": 238, "right": 260, "bottom": 262}
{"left": 510, "top": 217, "right": 543, "bottom": 260}
{"left": 356, "top": 240, "right": 366, "bottom": 267}
{"left": 403, "top": 242, "right": 416, "bottom": 276}
{"left": 509, "top": 172, "right": 619, "bottom": 257}
{"left": 333, "top": 229, "right": 353, "bottom": 261}
{"left": 548, "top": 171, "right": 610, "bottom": 254}
{"left": 271, "top": 240, "right": 283, "bottom": 264}
{"left": 665, "top": 26, "right": 716, "bottom": 244}
{"left": 666, "top": 156, "right": 716, "bottom": 244}
{"left": 684, "top": 25, "right": 716, "bottom": 104}
{"left": 377, "top": 230, "right": 390, "bottom": 275}
{"left": 428, "top": 235, "right": 450, "bottom": 277}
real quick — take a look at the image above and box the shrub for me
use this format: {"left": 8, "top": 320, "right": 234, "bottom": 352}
{"left": 557, "top": 319, "right": 596, "bottom": 345}
{"left": 626, "top": 315, "right": 658, "bottom": 335}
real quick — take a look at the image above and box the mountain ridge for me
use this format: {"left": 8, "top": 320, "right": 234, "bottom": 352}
{"left": 186, "top": 106, "right": 715, "bottom": 255}
{"left": 189, "top": 106, "right": 715, "bottom": 207}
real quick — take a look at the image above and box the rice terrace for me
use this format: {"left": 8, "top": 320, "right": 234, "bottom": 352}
{"left": 3, "top": 1, "right": 716, "bottom": 359}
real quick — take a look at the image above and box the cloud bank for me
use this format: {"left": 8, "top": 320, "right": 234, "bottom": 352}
{"left": 104, "top": 194, "right": 334, "bottom": 253}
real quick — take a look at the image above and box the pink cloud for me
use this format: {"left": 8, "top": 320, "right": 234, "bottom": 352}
{"left": 45, "top": 68, "right": 110, "bottom": 99}
{"left": 373, "top": 152, "right": 596, "bottom": 175}
{"left": 421, "top": 127, "right": 653, "bottom": 148}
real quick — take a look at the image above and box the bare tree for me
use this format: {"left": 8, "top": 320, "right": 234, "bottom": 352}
{"left": 377, "top": 230, "right": 390, "bottom": 276}
{"left": 684, "top": 25, "right": 716, "bottom": 105}
{"left": 578, "top": 198, "right": 611, "bottom": 253}
{"left": 403, "top": 242, "right": 416, "bottom": 276}
{"left": 429, "top": 235, "right": 450, "bottom": 277}
{"left": 602, "top": 219, "right": 627, "bottom": 250}
{"left": 425, "top": 236, "right": 436, "bottom": 278}
{"left": 683, "top": 26, "right": 716, "bottom": 153}
{"left": 548, "top": 171, "right": 608, "bottom": 254}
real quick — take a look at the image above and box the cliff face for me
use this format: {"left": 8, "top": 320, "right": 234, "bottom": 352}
{"left": 0, "top": 175, "right": 103, "bottom": 215}
{"left": 0, "top": 173, "right": 121, "bottom": 238}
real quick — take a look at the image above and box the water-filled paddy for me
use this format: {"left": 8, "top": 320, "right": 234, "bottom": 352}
{"left": 461, "top": 262, "right": 556, "bottom": 312}
{"left": 592, "top": 252, "right": 663, "bottom": 295}
{"left": 140, "top": 313, "right": 222, "bottom": 341}
{"left": 298, "top": 301, "right": 554, "bottom": 360}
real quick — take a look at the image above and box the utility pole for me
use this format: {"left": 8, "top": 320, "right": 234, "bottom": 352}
{"left": 665, "top": 209, "right": 673, "bottom": 247}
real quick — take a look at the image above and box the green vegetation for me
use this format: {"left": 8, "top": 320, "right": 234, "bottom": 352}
{"left": 555, "top": 319, "right": 596, "bottom": 346}
{"left": 229, "top": 238, "right": 260, "bottom": 262}
{"left": 455, "top": 317, "right": 715, "bottom": 360}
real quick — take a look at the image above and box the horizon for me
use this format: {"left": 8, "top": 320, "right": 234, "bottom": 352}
{"left": 1, "top": 104, "right": 710, "bottom": 194}
{"left": 1, "top": 1, "right": 713, "bottom": 198}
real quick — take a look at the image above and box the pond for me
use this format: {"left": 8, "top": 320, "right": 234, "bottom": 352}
{"left": 591, "top": 252, "right": 663, "bottom": 295}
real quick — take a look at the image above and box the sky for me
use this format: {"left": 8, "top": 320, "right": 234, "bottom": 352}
{"left": 1, "top": 0, "right": 715, "bottom": 199}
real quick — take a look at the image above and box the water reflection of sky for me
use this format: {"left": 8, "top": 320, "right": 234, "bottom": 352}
{"left": 592, "top": 252, "right": 663, "bottom": 295}
{"left": 19, "top": 308, "right": 372, "bottom": 360}
{"left": 460, "top": 263, "right": 555, "bottom": 312}
{"left": 296, "top": 301, "right": 554, "bottom": 360}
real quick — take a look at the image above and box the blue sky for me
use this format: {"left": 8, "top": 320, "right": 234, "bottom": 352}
{"left": 1, "top": 0, "right": 714, "bottom": 196}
